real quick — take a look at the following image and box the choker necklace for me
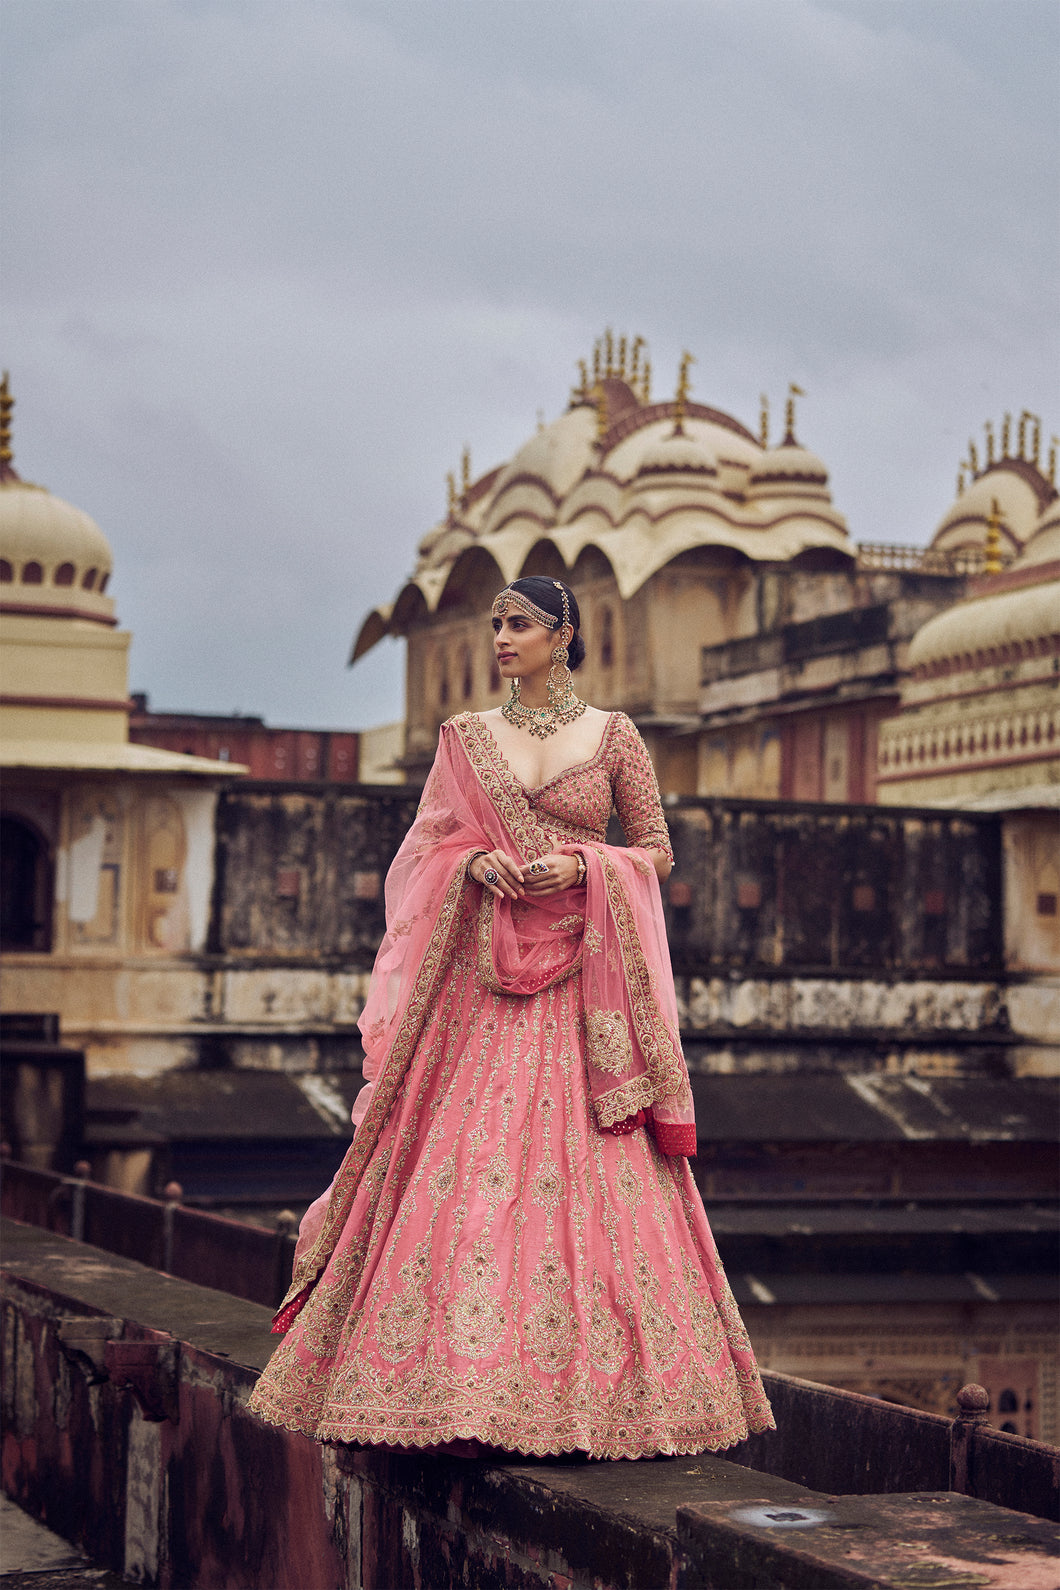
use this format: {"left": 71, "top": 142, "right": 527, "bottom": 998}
{"left": 496, "top": 580, "right": 587, "bottom": 739}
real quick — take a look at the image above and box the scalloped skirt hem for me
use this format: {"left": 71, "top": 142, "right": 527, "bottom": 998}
{"left": 245, "top": 1395, "right": 776, "bottom": 1463}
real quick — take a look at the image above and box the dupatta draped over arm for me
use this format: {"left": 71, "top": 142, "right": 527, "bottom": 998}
{"left": 275, "top": 715, "right": 695, "bottom": 1326}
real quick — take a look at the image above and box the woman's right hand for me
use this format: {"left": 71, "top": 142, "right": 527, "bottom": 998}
{"left": 469, "top": 850, "right": 525, "bottom": 900}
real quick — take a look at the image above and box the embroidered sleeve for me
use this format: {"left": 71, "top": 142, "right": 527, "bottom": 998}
{"left": 609, "top": 714, "right": 674, "bottom": 862}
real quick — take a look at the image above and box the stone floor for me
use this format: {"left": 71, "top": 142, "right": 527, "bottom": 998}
{"left": 0, "top": 1496, "right": 131, "bottom": 1589}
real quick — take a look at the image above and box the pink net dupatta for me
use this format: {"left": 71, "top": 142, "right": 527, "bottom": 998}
{"left": 271, "top": 716, "right": 696, "bottom": 1328}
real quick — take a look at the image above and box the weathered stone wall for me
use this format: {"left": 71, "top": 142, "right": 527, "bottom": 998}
{"left": 197, "top": 786, "right": 1033, "bottom": 1075}
{"left": 4, "top": 1219, "right": 1057, "bottom": 1589}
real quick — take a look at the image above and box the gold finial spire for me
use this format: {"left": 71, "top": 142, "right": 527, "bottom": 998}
{"left": 594, "top": 380, "right": 608, "bottom": 442}
{"left": 1018, "top": 410, "right": 1029, "bottom": 458}
{"left": 1048, "top": 436, "right": 1057, "bottom": 485}
{"left": 630, "top": 336, "right": 644, "bottom": 388}
{"left": 1001, "top": 412, "right": 1011, "bottom": 456}
{"left": 461, "top": 446, "right": 471, "bottom": 497}
{"left": 0, "top": 371, "right": 13, "bottom": 478}
{"left": 577, "top": 358, "right": 588, "bottom": 396}
{"left": 592, "top": 340, "right": 601, "bottom": 383}
{"left": 784, "top": 382, "right": 805, "bottom": 444}
{"left": 759, "top": 394, "right": 770, "bottom": 448}
{"left": 968, "top": 439, "right": 979, "bottom": 475}
{"left": 604, "top": 328, "right": 614, "bottom": 378}
{"left": 641, "top": 360, "right": 651, "bottom": 404}
{"left": 446, "top": 471, "right": 457, "bottom": 517}
{"left": 984, "top": 497, "right": 1003, "bottom": 574}
{"left": 1032, "top": 415, "right": 1041, "bottom": 466}
{"left": 618, "top": 335, "right": 627, "bottom": 379}
{"left": 672, "top": 350, "right": 695, "bottom": 435}
{"left": 957, "top": 469, "right": 965, "bottom": 496}
{"left": 984, "top": 420, "right": 995, "bottom": 466}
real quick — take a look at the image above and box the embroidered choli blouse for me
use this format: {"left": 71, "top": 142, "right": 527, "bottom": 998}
{"left": 459, "top": 710, "right": 674, "bottom": 862}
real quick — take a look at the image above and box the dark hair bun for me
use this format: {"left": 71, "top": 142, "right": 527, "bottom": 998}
{"left": 508, "top": 577, "right": 587, "bottom": 672}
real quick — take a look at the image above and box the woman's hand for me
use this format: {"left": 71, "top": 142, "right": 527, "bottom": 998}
{"left": 468, "top": 850, "right": 525, "bottom": 900}
{"left": 521, "top": 852, "right": 582, "bottom": 897}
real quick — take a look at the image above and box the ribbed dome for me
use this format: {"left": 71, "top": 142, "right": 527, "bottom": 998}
{"left": 0, "top": 480, "right": 116, "bottom": 622}
{"left": 930, "top": 467, "right": 1041, "bottom": 557}
{"left": 1016, "top": 495, "right": 1060, "bottom": 566}
{"left": 635, "top": 432, "right": 718, "bottom": 477}
{"left": 748, "top": 442, "right": 829, "bottom": 488}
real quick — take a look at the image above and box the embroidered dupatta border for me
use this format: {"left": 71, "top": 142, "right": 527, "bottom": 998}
{"left": 595, "top": 852, "right": 690, "bottom": 1108}
{"left": 276, "top": 854, "right": 473, "bottom": 1315}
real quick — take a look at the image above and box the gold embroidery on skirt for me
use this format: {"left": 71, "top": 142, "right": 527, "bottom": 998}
{"left": 523, "top": 1247, "right": 577, "bottom": 1373}
{"left": 446, "top": 1239, "right": 507, "bottom": 1359}
{"left": 716, "top": 1284, "right": 753, "bottom": 1356}
{"left": 478, "top": 1149, "right": 515, "bottom": 1208}
{"left": 683, "top": 1257, "right": 726, "bottom": 1363}
{"left": 587, "top": 1274, "right": 627, "bottom": 1374}
{"left": 615, "top": 1152, "right": 643, "bottom": 1209}
{"left": 531, "top": 1157, "right": 565, "bottom": 1213}
{"left": 634, "top": 1253, "right": 681, "bottom": 1371}
{"left": 429, "top": 1148, "right": 458, "bottom": 1206}
{"left": 376, "top": 1242, "right": 432, "bottom": 1363}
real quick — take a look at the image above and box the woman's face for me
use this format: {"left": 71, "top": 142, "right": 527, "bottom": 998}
{"left": 492, "top": 610, "right": 567, "bottom": 679}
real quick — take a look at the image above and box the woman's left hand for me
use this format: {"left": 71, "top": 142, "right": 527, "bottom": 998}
{"left": 521, "top": 852, "right": 582, "bottom": 897}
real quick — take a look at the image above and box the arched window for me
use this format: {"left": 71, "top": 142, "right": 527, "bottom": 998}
{"left": 0, "top": 559, "right": 12, "bottom": 582}
{"left": 0, "top": 815, "right": 53, "bottom": 951}
{"left": 21, "top": 561, "right": 43, "bottom": 585}
{"left": 460, "top": 645, "right": 473, "bottom": 701}
{"left": 599, "top": 605, "right": 614, "bottom": 669}
{"left": 998, "top": 1389, "right": 1018, "bottom": 1413}
{"left": 54, "top": 562, "right": 76, "bottom": 587}
{"left": 439, "top": 659, "right": 450, "bottom": 708}
{"left": 98, "top": 572, "right": 110, "bottom": 593}
{"left": 82, "top": 567, "right": 98, "bottom": 590}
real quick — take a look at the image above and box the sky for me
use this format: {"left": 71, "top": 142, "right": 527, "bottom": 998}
{"left": 3, "top": 0, "right": 1057, "bottom": 729}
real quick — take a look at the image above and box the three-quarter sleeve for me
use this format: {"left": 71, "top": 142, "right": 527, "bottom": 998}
{"left": 610, "top": 714, "right": 674, "bottom": 863}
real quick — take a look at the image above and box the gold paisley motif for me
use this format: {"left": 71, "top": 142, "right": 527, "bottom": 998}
{"left": 683, "top": 1258, "right": 726, "bottom": 1363}
{"left": 522, "top": 1248, "right": 577, "bottom": 1374}
{"left": 477, "top": 1149, "right": 515, "bottom": 1208}
{"left": 585, "top": 1007, "right": 636, "bottom": 1076}
{"left": 429, "top": 1148, "right": 458, "bottom": 1206}
{"left": 614, "top": 1153, "right": 643, "bottom": 1209}
{"left": 446, "top": 1240, "right": 507, "bottom": 1359}
{"left": 587, "top": 1276, "right": 627, "bottom": 1374}
{"left": 716, "top": 1284, "right": 753, "bottom": 1357}
{"left": 376, "top": 1242, "right": 432, "bottom": 1363}
{"left": 530, "top": 1157, "right": 566, "bottom": 1213}
{"left": 634, "top": 1254, "right": 681, "bottom": 1372}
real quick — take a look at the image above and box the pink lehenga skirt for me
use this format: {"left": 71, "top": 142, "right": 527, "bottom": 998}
{"left": 249, "top": 907, "right": 775, "bottom": 1460}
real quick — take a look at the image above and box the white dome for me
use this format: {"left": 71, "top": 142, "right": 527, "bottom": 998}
{"left": 931, "top": 466, "right": 1042, "bottom": 556}
{"left": 748, "top": 442, "right": 828, "bottom": 487}
{"left": 0, "top": 480, "right": 116, "bottom": 622}
{"left": 635, "top": 431, "right": 718, "bottom": 477}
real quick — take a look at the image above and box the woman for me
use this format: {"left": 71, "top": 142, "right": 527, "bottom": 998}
{"left": 249, "top": 577, "right": 774, "bottom": 1459}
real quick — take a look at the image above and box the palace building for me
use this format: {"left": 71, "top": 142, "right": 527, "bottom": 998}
{"left": 0, "top": 376, "right": 237, "bottom": 1074}
{"left": 352, "top": 334, "right": 1057, "bottom": 807}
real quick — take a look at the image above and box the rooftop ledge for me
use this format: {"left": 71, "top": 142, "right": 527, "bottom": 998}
{"left": 2, "top": 1217, "right": 1057, "bottom": 1589}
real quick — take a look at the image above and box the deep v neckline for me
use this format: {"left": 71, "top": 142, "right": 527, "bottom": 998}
{"left": 476, "top": 712, "right": 618, "bottom": 797}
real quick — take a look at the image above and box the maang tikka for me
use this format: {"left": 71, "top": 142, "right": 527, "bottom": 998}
{"left": 496, "top": 581, "right": 587, "bottom": 738}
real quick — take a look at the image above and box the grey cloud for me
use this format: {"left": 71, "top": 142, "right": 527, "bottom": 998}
{"left": 2, "top": 0, "right": 1057, "bottom": 728}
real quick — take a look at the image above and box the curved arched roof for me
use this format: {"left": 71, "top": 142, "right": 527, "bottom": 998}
{"left": 354, "top": 378, "right": 850, "bottom": 655}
